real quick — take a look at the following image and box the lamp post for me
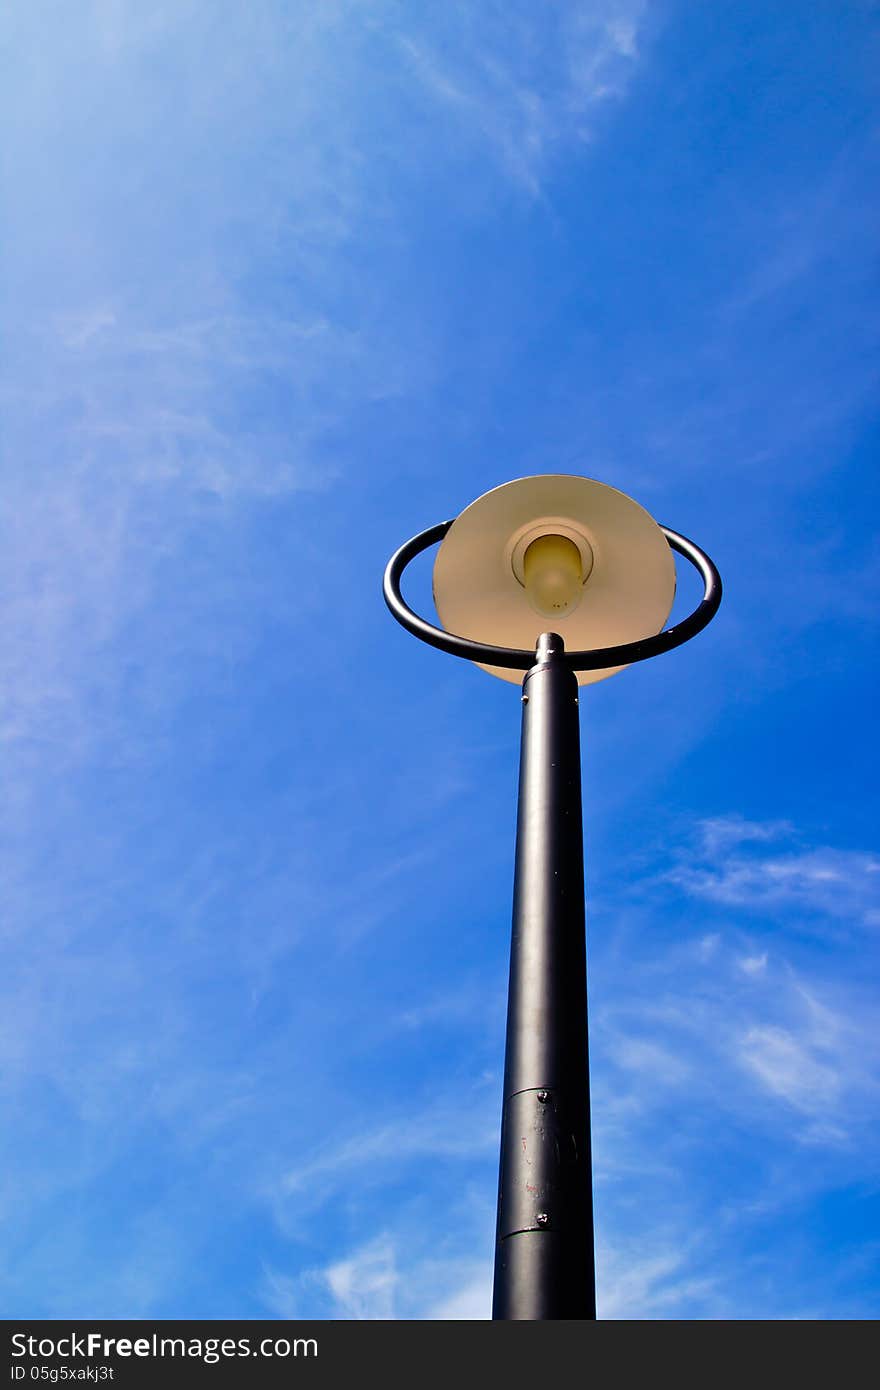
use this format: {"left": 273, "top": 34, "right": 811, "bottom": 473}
{"left": 383, "top": 476, "right": 721, "bottom": 1321}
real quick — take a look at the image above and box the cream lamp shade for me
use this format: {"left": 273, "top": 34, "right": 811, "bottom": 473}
{"left": 432, "top": 475, "right": 677, "bottom": 685}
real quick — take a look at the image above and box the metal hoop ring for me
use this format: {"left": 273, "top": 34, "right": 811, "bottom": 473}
{"left": 383, "top": 520, "right": 722, "bottom": 671}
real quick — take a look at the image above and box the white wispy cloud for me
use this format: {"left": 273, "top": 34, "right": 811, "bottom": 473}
{"left": 275, "top": 1091, "right": 498, "bottom": 1215}
{"left": 733, "top": 978, "right": 878, "bottom": 1143}
{"left": 589, "top": 910, "right": 880, "bottom": 1313}
{"left": 323, "top": 1239, "right": 399, "bottom": 1320}
{"left": 594, "top": 831, "right": 880, "bottom": 1152}
{"left": 737, "top": 952, "right": 768, "bottom": 975}
{"left": 597, "top": 1237, "right": 720, "bottom": 1319}
{"left": 665, "top": 817, "right": 880, "bottom": 926}
{"left": 395, "top": 1, "right": 650, "bottom": 193}
{"left": 696, "top": 816, "right": 793, "bottom": 855}
{"left": 2, "top": 9, "right": 387, "bottom": 764}
{"left": 261, "top": 1242, "right": 396, "bottom": 1321}
{"left": 263, "top": 1236, "right": 493, "bottom": 1320}
{"left": 607, "top": 1035, "right": 692, "bottom": 1086}
{"left": 739, "top": 1024, "right": 841, "bottom": 1118}
{"left": 424, "top": 1270, "right": 492, "bottom": 1320}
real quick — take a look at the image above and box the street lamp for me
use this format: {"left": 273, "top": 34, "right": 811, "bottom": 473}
{"left": 383, "top": 475, "right": 722, "bottom": 1321}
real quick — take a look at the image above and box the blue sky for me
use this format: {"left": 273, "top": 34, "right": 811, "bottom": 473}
{"left": 1, "top": 1, "right": 878, "bottom": 1319}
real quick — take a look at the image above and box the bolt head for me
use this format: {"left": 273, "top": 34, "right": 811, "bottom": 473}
{"left": 537, "top": 1089, "right": 549, "bottom": 1103}
{"left": 536, "top": 1212, "right": 549, "bottom": 1227}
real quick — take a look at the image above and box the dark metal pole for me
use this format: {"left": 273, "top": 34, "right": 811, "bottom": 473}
{"left": 492, "top": 632, "right": 596, "bottom": 1320}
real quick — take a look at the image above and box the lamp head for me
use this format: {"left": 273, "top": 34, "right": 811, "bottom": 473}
{"left": 432, "top": 475, "right": 676, "bottom": 684}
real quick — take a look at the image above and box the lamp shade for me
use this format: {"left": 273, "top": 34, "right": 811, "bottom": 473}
{"left": 432, "top": 475, "right": 677, "bottom": 684}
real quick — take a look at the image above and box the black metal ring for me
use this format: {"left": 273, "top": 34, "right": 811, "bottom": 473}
{"left": 383, "top": 519, "right": 722, "bottom": 672}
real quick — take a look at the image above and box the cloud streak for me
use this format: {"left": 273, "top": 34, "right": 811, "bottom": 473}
{"left": 395, "top": 1, "right": 649, "bottom": 193}
{"left": 665, "top": 817, "right": 880, "bottom": 926}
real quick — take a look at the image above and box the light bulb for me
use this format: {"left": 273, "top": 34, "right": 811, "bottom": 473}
{"left": 523, "top": 533, "right": 585, "bottom": 618}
